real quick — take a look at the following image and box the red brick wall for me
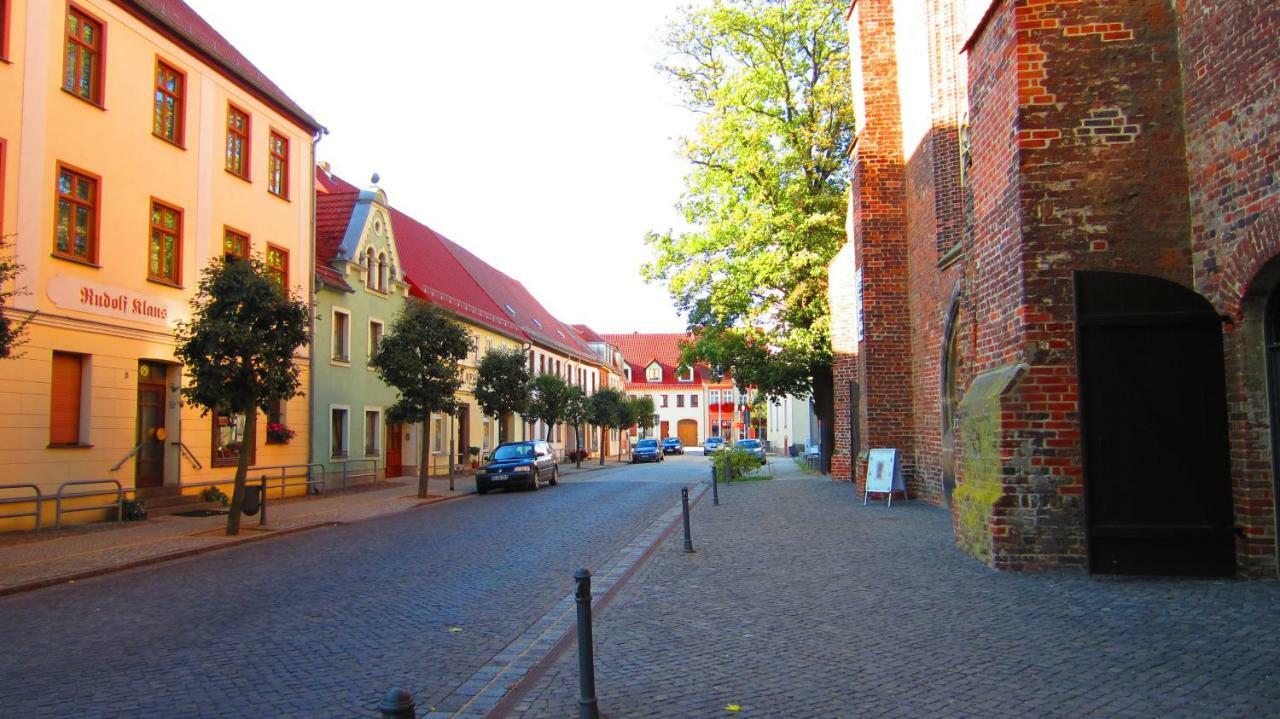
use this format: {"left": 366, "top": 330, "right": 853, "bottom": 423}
{"left": 1179, "top": 0, "right": 1280, "bottom": 577}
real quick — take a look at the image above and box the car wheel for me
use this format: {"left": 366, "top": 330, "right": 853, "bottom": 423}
{"left": 550, "top": 466, "right": 559, "bottom": 486}
{"left": 529, "top": 473, "right": 540, "bottom": 491}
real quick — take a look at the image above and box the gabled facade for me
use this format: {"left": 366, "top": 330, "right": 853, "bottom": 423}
{"left": 0, "top": 0, "right": 321, "bottom": 528}
{"left": 312, "top": 171, "right": 408, "bottom": 481}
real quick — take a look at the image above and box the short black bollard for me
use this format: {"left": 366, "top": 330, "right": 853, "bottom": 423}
{"left": 575, "top": 568, "right": 600, "bottom": 719}
{"left": 710, "top": 465, "right": 719, "bottom": 506}
{"left": 258, "top": 476, "right": 268, "bottom": 527}
{"left": 681, "top": 487, "right": 694, "bottom": 553}
{"left": 379, "top": 687, "right": 416, "bottom": 719}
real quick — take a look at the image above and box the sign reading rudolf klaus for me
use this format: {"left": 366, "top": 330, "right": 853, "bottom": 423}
{"left": 47, "top": 275, "right": 188, "bottom": 328}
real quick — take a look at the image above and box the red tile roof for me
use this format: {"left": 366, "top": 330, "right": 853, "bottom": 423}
{"left": 572, "top": 324, "right": 607, "bottom": 344}
{"left": 602, "top": 332, "right": 718, "bottom": 386}
{"left": 117, "top": 0, "right": 322, "bottom": 132}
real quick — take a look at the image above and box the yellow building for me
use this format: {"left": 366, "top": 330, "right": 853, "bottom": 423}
{"left": 0, "top": 0, "right": 323, "bottom": 529}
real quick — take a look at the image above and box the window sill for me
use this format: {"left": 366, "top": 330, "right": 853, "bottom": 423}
{"left": 225, "top": 168, "right": 251, "bottom": 183}
{"left": 47, "top": 442, "right": 94, "bottom": 449}
{"left": 51, "top": 252, "right": 101, "bottom": 268}
{"left": 211, "top": 459, "right": 243, "bottom": 468}
{"left": 331, "top": 357, "right": 351, "bottom": 367}
{"left": 147, "top": 276, "right": 184, "bottom": 290}
{"left": 331, "top": 453, "right": 348, "bottom": 460}
{"left": 152, "top": 132, "right": 187, "bottom": 151}
{"left": 268, "top": 190, "right": 291, "bottom": 203}
{"left": 60, "top": 87, "right": 105, "bottom": 110}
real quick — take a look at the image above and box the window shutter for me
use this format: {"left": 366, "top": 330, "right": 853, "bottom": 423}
{"left": 50, "top": 353, "right": 83, "bottom": 444}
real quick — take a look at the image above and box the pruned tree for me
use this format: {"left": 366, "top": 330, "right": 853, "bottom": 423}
{"left": 0, "top": 235, "right": 33, "bottom": 360}
{"left": 644, "top": 0, "right": 854, "bottom": 472}
{"left": 588, "top": 387, "right": 625, "bottom": 466}
{"left": 563, "top": 386, "right": 590, "bottom": 468}
{"left": 370, "top": 300, "right": 473, "bottom": 498}
{"left": 613, "top": 393, "right": 638, "bottom": 463}
{"left": 175, "top": 256, "right": 309, "bottom": 535}
{"left": 474, "top": 346, "right": 531, "bottom": 443}
{"left": 630, "top": 395, "right": 657, "bottom": 438}
{"left": 528, "top": 373, "right": 572, "bottom": 442}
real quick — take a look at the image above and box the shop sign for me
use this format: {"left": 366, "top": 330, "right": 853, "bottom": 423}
{"left": 47, "top": 276, "right": 187, "bottom": 328}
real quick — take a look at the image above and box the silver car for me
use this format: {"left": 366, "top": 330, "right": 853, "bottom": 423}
{"left": 735, "top": 438, "right": 766, "bottom": 462}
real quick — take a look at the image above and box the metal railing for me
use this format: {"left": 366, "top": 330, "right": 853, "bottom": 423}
{"left": 109, "top": 444, "right": 142, "bottom": 472}
{"left": 0, "top": 484, "right": 44, "bottom": 532}
{"left": 55, "top": 479, "right": 122, "bottom": 529}
{"left": 334, "top": 458, "right": 379, "bottom": 492}
{"left": 175, "top": 442, "right": 203, "bottom": 469}
{"left": 181, "top": 463, "right": 325, "bottom": 498}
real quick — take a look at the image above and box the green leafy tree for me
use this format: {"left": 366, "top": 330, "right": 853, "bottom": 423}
{"left": 174, "top": 256, "right": 309, "bottom": 536}
{"left": 588, "top": 388, "right": 626, "bottom": 466}
{"left": 370, "top": 300, "right": 474, "bottom": 498}
{"left": 563, "top": 386, "right": 590, "bottom": 468}
{"left": 613, "top": 394, "right": 638, "bottom": 462}
{"left": 0, "top": 235, "right": 33, "bottom": 359}
{"left": 474, "top": 346, "right": 532, "bottom": 443}
{"left": 528, "top": 373, "right": 572, "bottom": 442}
{"left": 644, "top": 0, "right": 854, "bottom": 470}
{"left": 631, "top": 396, "right": 657, "bottom": 438}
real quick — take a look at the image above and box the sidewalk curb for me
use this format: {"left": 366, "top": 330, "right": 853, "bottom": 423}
{"left": 0, "top": 489, "right": 477, "bottom": 600}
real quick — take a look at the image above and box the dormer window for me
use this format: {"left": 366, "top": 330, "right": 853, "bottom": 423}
{"left": 646, "top": 362, "right": 662, "bottom": 383}
{"left": 623, "top": 366, "right": 632, "bottom": 382}
{"left": 677, "top": 366, "right": 694, "bottom": 383}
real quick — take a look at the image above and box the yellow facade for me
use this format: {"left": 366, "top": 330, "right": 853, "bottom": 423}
{"left": 0, "top": 1, "right": 319, "bottom": 529}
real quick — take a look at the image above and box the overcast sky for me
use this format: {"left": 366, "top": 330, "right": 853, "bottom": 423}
{"left": 185, "top": 0, "right": 698, "bottom": 334}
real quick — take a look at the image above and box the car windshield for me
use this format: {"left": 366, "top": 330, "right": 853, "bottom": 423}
{"left": 738, "top": 440, "right": 760, "bottom": 448}
{"left": 637, "top": 439, "right": 658, "bottom": 448}
{"left": 492, "top": 443, "right": 535, "bottom": 461}
{"left": 707, "top": 438, "right": 723, "bottom": 444}
{"left": 663, "top": 438, "right": 679, "bottom": 444}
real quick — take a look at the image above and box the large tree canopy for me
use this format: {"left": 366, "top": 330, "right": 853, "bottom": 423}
{"left": 644, "top": 0, "right": 853, "bottom": 467}
{"left": 474, "top": 346, "right": 532, "bottom": 443}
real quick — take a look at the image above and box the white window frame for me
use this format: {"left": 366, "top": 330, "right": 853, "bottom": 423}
{"left": 368, "top": 317, "right": 384, "bottom": 364}
{"left": 330, "top": 405, "right": 350, "bottom": 458}
{"left": 363, "top": 407, "right": 382, "bottom": 457}
{"left": 331, "top": 307, "right": 351, "bottom": 364}
{"left": 646, "top": 363, "right": 661, "bottom": 382}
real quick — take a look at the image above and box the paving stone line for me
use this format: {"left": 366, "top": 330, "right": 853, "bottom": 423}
{"left": 431, "top": 482, "right": 711, "bottom": 719}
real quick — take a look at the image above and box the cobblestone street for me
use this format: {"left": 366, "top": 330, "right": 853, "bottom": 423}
{"left": 513, "top": 468, "right": 1280, "bottom": 718}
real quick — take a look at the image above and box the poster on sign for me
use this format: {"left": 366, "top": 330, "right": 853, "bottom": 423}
{"left": 865, "top": 448, "right": 907, "bottom": 507}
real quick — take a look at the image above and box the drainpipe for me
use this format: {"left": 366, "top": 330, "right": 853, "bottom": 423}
{"left": 308, "top": 128, "right": 327, "bottom": 472}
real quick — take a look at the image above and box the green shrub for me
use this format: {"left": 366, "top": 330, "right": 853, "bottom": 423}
{"left": 715, "top": 448, "right": 764, "bottom": 481}
{"left": 121, "top": 498, "right": 147, "bottom": 521}
{"left": 201, "top": 486, "right": 230, "bottom": 507}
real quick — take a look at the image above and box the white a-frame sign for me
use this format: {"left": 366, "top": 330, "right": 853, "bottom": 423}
{"left": 864, "top": 448, "right": 907, "bottom": 507}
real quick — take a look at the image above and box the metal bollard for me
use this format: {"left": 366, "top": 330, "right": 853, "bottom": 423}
{"left": 378, "top": 687, "right": 416, "bottom": 719}
{"left": 681, "top": 487, "right": 694, "bottom": 553}
{"left": 258, "top": 476, "right": 268, "bottom": 527}
{"left": 575, "top": 568, "right": 600, "bottom": 719}
{"left": 710, "top": 465, "right": 719, "bottom": 506}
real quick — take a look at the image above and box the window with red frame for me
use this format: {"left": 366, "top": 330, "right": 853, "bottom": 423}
{"left": 267, "top": 131, "right": 288, "bottom": 198}
{"left": 266, "top": 244, "right": 288, "bottom": 291}
{"left": 148, "top": 200, "right": 182, "bottom": 285}
{"left": 152, "top": 60, "right": 184, "bottom": 145}
{"left": 226, "top": 105, "right": 250, "bottom": 178}
{"left": 63, "top": 6, "right": 103, "bottom": 104}
{"left": 54, "top": 164, "right": 98, "bottom": 263}
{"left": 1, "top": 0, "right": 11, "bottom": 61}
{"left": 223, "top": 228, "right": 249, "bottom": 260}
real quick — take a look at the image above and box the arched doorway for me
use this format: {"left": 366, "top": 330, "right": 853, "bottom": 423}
{"left": 1076, "top": 271, "right": 1235, "bottom": 577}
{"left": 939, "top": 294, "right": 962, "bottom": 506}
{"left": 677, "top": 419, "right": 698, "bottom": 447}
{"left": 1264, "top": 286, "right": 1280, "bottom": 569}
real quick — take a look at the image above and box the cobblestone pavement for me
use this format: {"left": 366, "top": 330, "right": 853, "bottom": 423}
{"left": 512, "top": 464, "right": 1280, "bottom": 719}
{"left": 0, "top": 457, "right": 705, "bottom": 718}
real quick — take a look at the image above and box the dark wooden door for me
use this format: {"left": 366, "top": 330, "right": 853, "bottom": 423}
{"left": 1076, "top": 271, "right": 1235, "bottom": 577}
{"left": 385, "top": 422, "right": 403, "bottom": 477}
{"left": 135, "top": 377, "right": 166, "bottom": 489}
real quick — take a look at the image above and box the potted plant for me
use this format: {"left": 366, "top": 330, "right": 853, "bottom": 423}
{"left": 469, "top": 446, "right": 481, "bottom": 468}
{"left": 266, "top": 422, "right": 296, "bottom": 444}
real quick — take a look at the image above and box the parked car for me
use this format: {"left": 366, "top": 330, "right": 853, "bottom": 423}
{"left": 704, "top": 436, "right": 726, "bottom": 454}
{"left": 661, "top": 437, "right": 684, "bottom": 455}
{"left": 631, "top": 438, "right": 663, "bottom": 463}
{"left": 735, "top": 438, "right": 766, "bottom": 462}
{"left": 475, "top": 440, "right": 558, "bottom": 494}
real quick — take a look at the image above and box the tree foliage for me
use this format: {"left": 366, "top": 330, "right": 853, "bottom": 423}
{"left": 370, "top": 300, "right": 473, "bottom": 497}
{"left": 588, "top": 388, "right": 629, "bottom": 464}
{"left": 563, "top": 386, "right": 590, "bottom": 468}
{"left": 174, "top": 256, "right": 309, "bottom": 535}
{"left": 528, "top": 373, "right": 573, "bottom": 442}
{"left": 474, "top": 346, "right": 532, "bottom": 443}
{"left": 644, "top": 0, "right": 853, "bottom": 466}
{"left": 0, "top": 235, "right": 33, "bottom": 360}
{"left": 630, "top": 395, "right": 657, "bottom": 437}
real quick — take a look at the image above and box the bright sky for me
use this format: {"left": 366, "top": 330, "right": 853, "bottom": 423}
{"left": 185, "top": 0, "right": 698, "bottom": 334}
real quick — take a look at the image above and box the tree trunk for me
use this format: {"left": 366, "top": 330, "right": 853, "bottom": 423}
{"left": 225, "top": 406, "right": 257, "bottom": 536}
{"left": 576, "top": 423, "right": 583, "bottom": 468}
{"left": 499, "top": 411, "right": 509, "bottom": 444}
{"left": 599, "top": 426, "right": 606, "bottom": 465}
{"left": 545, "top": 422, "right": 554, "bottom": 442}
{"left": 418, "top": 411, "right": 431, "bottom": 498}
{"left": 617, "top": 428, "right": 624, "bottom": 463}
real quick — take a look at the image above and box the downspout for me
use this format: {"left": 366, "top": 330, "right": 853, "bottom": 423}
{"left": 308, "top": 127, "right": 327, "bottom": 472}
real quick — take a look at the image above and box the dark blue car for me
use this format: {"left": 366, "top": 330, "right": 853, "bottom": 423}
{"left": 661, "top": 437, "right": 684, "bottom": 455}
{"left": 631, "top": 438, "right": 663, "bottom": 463}
{"left": 476, "top": 440, "right": 558, "bottom": 494}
